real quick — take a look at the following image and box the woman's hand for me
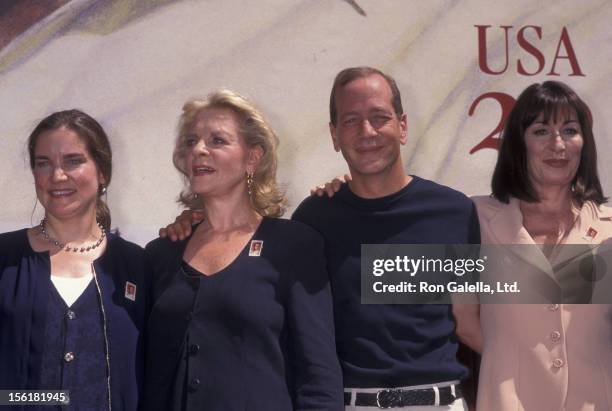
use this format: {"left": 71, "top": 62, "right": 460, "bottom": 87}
{"left": 310, "top": 174, "right": 351, "bottom": 198}
{"left": 159, "top": 209, "right": 205, "bottom": 241}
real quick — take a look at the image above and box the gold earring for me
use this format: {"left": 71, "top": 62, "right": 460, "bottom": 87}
{"left": 246, "top": 172, "right": 254, "bottom": 197}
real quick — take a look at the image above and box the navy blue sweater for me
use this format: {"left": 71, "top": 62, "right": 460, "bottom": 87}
{"left": 143, "top": 217, "right": 343, "bottom": 411}
{"left": 0, "top": 229, "right": 148, "bottom": 410}
{"left": 292, "top": 176, "right": 480, "bottom": 388}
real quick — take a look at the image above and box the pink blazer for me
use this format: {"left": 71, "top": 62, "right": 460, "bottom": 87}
{"left": 473, "top": 196, "right": 612, "bottom": 411}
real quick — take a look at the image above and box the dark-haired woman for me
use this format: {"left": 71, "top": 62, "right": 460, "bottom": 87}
{"left": 0, "top": 110, "right": 148, "bottom": 410}
{"left": 472, "top": 81, "right": 612, "bottom": 410}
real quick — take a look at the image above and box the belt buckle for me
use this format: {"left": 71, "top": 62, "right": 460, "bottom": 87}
{"left": 376, "top": 389, "right": 401, "bottom": 408}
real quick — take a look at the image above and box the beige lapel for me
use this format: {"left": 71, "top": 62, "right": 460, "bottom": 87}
{"left": 552, "top": 202, "right": 612, "bottom": 302}
{"left": 563, "top": 202, "right": 612, "bottom": 245}
{"left": 487, "top": 197, "right": 555, "bottom": 279}
{"left": 553, "top": 202, "right": 612, "bottom": 270}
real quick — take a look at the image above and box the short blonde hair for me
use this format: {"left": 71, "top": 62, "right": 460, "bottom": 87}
{"left": 173, "top": 89, "right": 286, "bottom": 217}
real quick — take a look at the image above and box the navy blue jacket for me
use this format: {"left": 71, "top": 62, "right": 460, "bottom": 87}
{"left": 0, "top": 229, "right": 148, "bottom": 410}
{"left": 143, "top": 218, "right": 343, "bottom": 410}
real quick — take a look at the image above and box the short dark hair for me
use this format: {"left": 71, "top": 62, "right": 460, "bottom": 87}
{"left": 329, "top": 66, "right": 403, "bottom": 126}
{"left": 27, "top": 109, "right": 113, "bottom": 229}
{"left": 492, "top": 81, "right": 606, "bottom": 205}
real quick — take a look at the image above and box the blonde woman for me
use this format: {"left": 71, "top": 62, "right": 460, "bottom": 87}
{"left": 143, "top": 90, "right": 343, "bottom": 411}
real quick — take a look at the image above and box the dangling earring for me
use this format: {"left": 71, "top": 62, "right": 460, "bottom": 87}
{"left": 246, "top": 172, "right": 254, "bottom": 197}
{"left": 100, "top": 185, "right": 107, "bottom": 195}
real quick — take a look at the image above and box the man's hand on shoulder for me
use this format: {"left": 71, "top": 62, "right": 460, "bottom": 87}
{"left": 310, "top": 174, "right": 351, "bottom": 197}
{"left": 159, "top": 210, "right": 205, "bottom": 241}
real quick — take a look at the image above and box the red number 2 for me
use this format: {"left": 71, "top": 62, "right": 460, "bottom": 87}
{"left": 468, "top": 92, "right": 516, "bottom": 154}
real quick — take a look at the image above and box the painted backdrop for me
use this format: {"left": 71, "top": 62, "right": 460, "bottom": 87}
{"left": 1, "top": 0, "right": 610, "bottom": 244}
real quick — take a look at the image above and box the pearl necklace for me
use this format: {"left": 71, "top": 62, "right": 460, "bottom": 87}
{"left": 39, "top": 218, "right": 106, "bottom": 253}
